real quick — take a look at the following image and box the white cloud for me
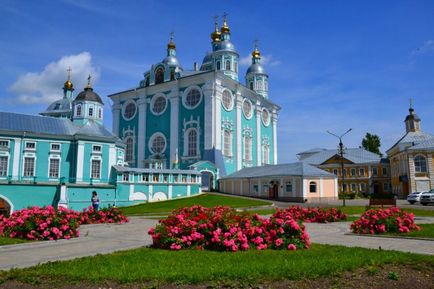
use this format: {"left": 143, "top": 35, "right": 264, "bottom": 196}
{"left": 239, "top": 54, "right": 281, "bottom": 67}
{"left": 9, "top": 52, "right": 100, "bottom": 105}
{"left": 412, "top": 40, "right": 434, "bottom": 55}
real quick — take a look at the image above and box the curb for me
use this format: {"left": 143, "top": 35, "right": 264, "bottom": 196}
{"left": 344, "top": 232, "right": 434, "bottom": 242}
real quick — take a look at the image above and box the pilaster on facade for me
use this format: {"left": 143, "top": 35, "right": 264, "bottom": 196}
{"left": 255, "top": 102, "right": 262, "bottom": 166}
{"left": 427, "top": 154, "right": 434, "bottom": 189}
{"left": 111, "top": 96, "right": 121, "bottom": 137}
{"left": 12, "top": 138, "right": 21, "bottom": 180}
{"left": 169, "top": 87, "right": 180, "bottom": 168}
{"left": 214, "top": 83, "right": 224, "bottom": 150}
{"left": 235, "top": 93, "right": 243, "bottom": 171}
{"left": 271, "top": 110, "right": 278, "bottom": 165}
{"left": 76, "top": 142, "right": 85, "bottom": 182}
{"left": 408, "top": 154, "right": 416, "bottom": 194}
{"left": 203, "top": 80, "right": 215, "bottom": 150}
{"left": 137, "top": 94, "right": 147, "bottom": 168}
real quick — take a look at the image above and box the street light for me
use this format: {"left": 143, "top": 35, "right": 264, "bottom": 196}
{"left": 327, "top": 128, "right": 352, "bottom": 207}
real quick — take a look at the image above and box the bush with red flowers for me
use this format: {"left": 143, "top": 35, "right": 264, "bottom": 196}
{"left": 80, "top": 207, "right": 129, "bottom": 224}
{"left": 0, "top": 206, "right": 129, "bottom": 241}
{"left": 148, "top": 206, "right": 310, "bottom": 251}
{"left": 275, "top": 206, "right": 348, "bottom": 223}
{"left": 0, "top": 206, "right": 81, "bottom": 241}
{"left": 350, "top": 207, "right": 420, "bottom": 234}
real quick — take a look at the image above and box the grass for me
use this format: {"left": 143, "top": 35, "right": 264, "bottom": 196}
{"left": 121, "top": 193, "right": 271, "bottom": 216}
{"left": 335, "top": 206, "right": 434, "bottom": 217}
{"left": 386, "top": 223, "right": 434, "bottom": 239}
{"left": 0, "top": 236, "right": 28, "bottom": 246}
{"left": 1, "top": 244, "right": 432, "bottom": 285}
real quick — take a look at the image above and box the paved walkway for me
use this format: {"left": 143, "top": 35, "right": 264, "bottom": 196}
{"left": 0, "top": 216, "right": 433, "bottom": 271}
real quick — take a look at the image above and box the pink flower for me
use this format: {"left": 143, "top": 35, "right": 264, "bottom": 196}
{"left": 287, "top": 244, "right": 296, "bottom": 251}
{"left": 275, "top": 238, "right": 283, "bottom": 247}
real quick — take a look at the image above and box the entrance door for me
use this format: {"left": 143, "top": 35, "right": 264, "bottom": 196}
{"left": 201, "top": 172, "right": 213, "bottom": 191}
{"left": 268, "top": 183, "right": 279, "bottom": 199}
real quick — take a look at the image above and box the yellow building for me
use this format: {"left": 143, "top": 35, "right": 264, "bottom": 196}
{"left": 298, "top": 148, "right": 391, "bottom": 196}
{"left": 387, "top": 105, "right": 434, "bottom": 197}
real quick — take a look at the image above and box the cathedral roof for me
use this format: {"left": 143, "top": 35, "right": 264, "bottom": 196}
{"left": 74, "top": 87, "right": 104, "bottom": 105}
{"left": 162, "top": 55, "right": 180, "bottom": 66}
{"left": 41, "top": 98, "right": 72, "bottom": 115}
{"left": 214, "top": 40, "right": 237, "bottom": 52}
{"left": 246, "top": 63, "right": 267, "bottom": 75}
{"left": 299, "top": 148, "right": 382, "bottom": 165}
{"left": 387, "top": 131, "right": 434, "bottom": 154}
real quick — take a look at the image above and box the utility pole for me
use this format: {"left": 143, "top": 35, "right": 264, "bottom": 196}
{"left": 327, "top": 128, "right": 352, "bottom": 207}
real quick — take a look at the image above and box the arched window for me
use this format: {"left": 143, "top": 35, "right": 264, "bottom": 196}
{"left": 286, "top": 182, "right": 292, "bottom": 192}
{"left": 88, "top": 107, "right": 93, "bottom": 117}
{"left": 309, "top": 182, "right": 317, "bottom": 193}
{"left": 262, "top": 145, "right": 269, "bottom": 165}
{"left": 76, "top": 105, "right": 82, "bottom": 116}
{"left": 414, "top": 155, "right": 427, "bottom": 172}
{"left": 250, "top": 82, "right": 253, "bottom": 90}
{"left": 244, "top": 136, "right": 252, "bottom": 161}
{"left": 216, "top": 61, "right": 221, "bottom": 70}
{"left": 155, "top": 67, "right": 164, "bottom": 84}
{"left": 225, "top": 60, "right": 231, "bottom": 70}
{"left": 223, "top": 130, "right": 232, "bottom": 157}
{"left": 187, "top": 129, "right": 197, "bottom": 156}
{"left": 125, "top": 137, "right": 133, "bottom": 163}
{"left": 98, "top": 108, "right": 102, "bottom": 119}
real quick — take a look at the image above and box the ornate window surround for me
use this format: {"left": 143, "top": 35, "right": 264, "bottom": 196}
{"left": 150, "top": 93, "right": 168, "bottom": 116}
{"left": 122, "top": 99, "right": 137, "bottom": 121}
{"left": 182, "top": 85, "right": 203, "bottom": 110}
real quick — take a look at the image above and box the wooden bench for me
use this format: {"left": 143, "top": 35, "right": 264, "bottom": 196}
{"left": 368, "top": 198, "right": 396, "bottom": 208}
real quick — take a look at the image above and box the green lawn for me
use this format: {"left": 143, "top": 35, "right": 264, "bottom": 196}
{"left": 0, "top": 236, "right": 28, "bottom": 246}
{"left": 1, "top": 244, "right": 432, "bottom": 285}
{"left": 121, "top": 193, "right": 272, "bottom": 216}
{"left": 336, "top": 206, "right": 434, "bottom": 217}
{"left": 386, "top": 223, "right": 434, "bottom": 239}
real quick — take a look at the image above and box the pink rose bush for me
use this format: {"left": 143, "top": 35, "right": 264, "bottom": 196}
{"left": 0, "top": 206, "right": 129, "bottom": 241}
{"left": 148, "top": 206, "right": 310, "bottom": 251}
{"left": 351, "top": 207, "right": 420, "bottom": 234}
{"left": 80, "top": 207, "right": 129, "bottom": 224}
{"left": 0, "top": 206, "right": 81, "bottom": 241}
{"left": 274, "top": 206, "right": 348, "bottom": 223}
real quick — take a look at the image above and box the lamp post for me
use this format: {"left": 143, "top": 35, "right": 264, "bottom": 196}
{"left": 327, "top": 128, "right": 352, "bottom": 207}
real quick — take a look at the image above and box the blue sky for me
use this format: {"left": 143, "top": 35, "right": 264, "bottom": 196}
{"left": 1, "top": 0, "right": 433, "bottom": 162}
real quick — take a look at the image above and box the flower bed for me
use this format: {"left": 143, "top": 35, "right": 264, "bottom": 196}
{"left": 148, "top": 205, "right": 310, "bottom": 251}
{"left": 0, "top": 206, "right": 81, "bottom": 241}
{"left": 0, "top": 206, "right": 129, "bottom": 241}
{"left": 80, "top": 207, "right": 129, "bottom": 224}
{"left": 276, "top": 206, "right": 348, "bottom": 223}
{"left": 350, "top": 207, "right": 420, "bottom": 234}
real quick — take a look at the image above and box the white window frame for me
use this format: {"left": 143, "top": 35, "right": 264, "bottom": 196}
{"left": 414, "top": 155, "right": 427, "bottom": 173}
{"left": 0, "top": 139, "right": 9, "bottom": 149}
{"left": 261, "top": 108, "right": 270, "bottom": 126}
{"left": 122, "top": 173, "right": 130, "bottom": 182}
{"left": 262, "top": 145, "right": 269, "bottom": 165}
{"left": 90, "top": 157, "right": 102, "bottom": 180}
{"left": 372, "top": 167, "right": 378, "bottom": 176}
{"left": 88, "top": 107, "right": 94, "bottom": 117}
{"left": 50, "top": 143, "right": 61, "bottom": 152}
{"left": 122, "top": 99, "right": 137, "bottom": 121}
{"left": 76, "top": 105, "right": 82, "bottom": 117}
{"left": 286, "top": 181, "right": 292, "bottom": 193}
{"left": 148, "top": 132, "right": 167, "bottom": 154}
{"left": 92, "top": 145, "right": 102, "bottom": 153}
{"left": 243, "top": 136, "right": 252, "bottom": 161}
{"left": 359, "top": 168, "right": 365, "bottom": 176}
{"left": 25, "top": 141, "right": 36, "bottom": 150}
{"left": 242, "top": 98, "right": 253, "bottom": 119}
{"left": 351, "top": 183, "right": 356, "bottom": 192}
{"left": 124, "top": 136, "right": 135, "bottom": 163}
{"left": 182, "top": 86, "right": 203, "bottom": 110}
{"left": 150, "top": 93, "right": 168, "bottom": 116}
{"left": 22, "top": 155, "right": 36, "bottom": 178}
{"left": 48, "top": 156, "right": 61, "bottom": 179}
{"left": 221, "top": 89, "right": 234, "bottom": 111}
{"left": 223, "top": 129, "right": 232, "bottom": 157}
{"left": 309, "top": 181, "right": 317, "bottom": 193}
{"left": 184, "top": 128, "right": 199, "bottom": 157}
{"left": 0, "top": 155, "right": 9, "bottom": 177}
{"left": 360, "top": 183, "right": 366, "bottom": 192}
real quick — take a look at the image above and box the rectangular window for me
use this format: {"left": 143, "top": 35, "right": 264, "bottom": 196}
{"left": 153, "top": 174, "right": 159, "bottom": 182}
{"left": 342, "top": 169, "right": 346, "bottom": 176}
{"left": 360, "top": 183, "right": 366, "bottom": 192}
{"left": 263, "top": 183, "right": 269, "bottom": 192}
{"left": 25, "top": 142, "right": 36, "bottom": 150}
{"left": 51, "top": 143, "right": 61, "bottom": 151}
{"left": 93, "top": 145, "right": 102, "bottom": 152}
{"left": 141, "top": 174, "right": 149, "bottom": 182}
{"left": 286, "top": 182, "right": 293, "bottom": 192}
{"left": 163, "top": 175, "right": 168, "bottom": 183}
{"left": 182, "top": 175, "right": 187, "bottom": 183}
{"left": 333, "top": 169, "right": 338, "bottom": 175}
{"left": 49, "top": 158, "right": 60, "bottom": 178}
{"left": 91, "top": 160, "right": 101, "bottom": 179}
{"left": 253, "top": 184, "right": 259, "bottom": 193}
{"left": 342, "top": 183, "right": 347, "bottom": 192}
{"left": 351, "top": 183, "right": 356, "bottom": 192}
{"left": 0, "top": 156, "right": 8, "bottom": 176}
{"left": 382, "top": 167, "right": 388, "bottom": 176}
{"left": 359, "top": 168, "right": 365, "bottom": 176}
{"left": 383, "top": 183, "right": 389, "bottom": 191}
{"left": 174, "top": 175, "right": 178, "bottom": 183}
{"left": 0, "top": 140, "right": 9, "bottom": 149}
{"left": 350, "top": 168, "right": 356, "bottom": 176}
{"left": 372, "top": 167, "right": 378, "bottom": 176}
{"left": 89, "top": 107, "right": 94, "bottom": 117}
{"left": 122, "top": 173, "right": 129, "bottom": 182}
{"left": 23, "top": 157, "right": 35, "bottom": 177}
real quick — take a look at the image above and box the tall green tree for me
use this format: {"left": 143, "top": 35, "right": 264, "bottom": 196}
{"left": 362, "top": 133, "right": 382, "bottom": 156}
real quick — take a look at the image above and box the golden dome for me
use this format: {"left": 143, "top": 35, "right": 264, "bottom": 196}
{"left": 64, "top": 80, "right": 73, "bottom": 90}
{"left": 220, "top": 19, "right": 230, "bottom": 33}
{"left": 167, "top": 40, "right": 176, "bottom": 50}
{"left": 252, "top": 47, "right": 261, "bottom": 58}
{"left": 211, "top": 22, "right": 221, "bottom": 42}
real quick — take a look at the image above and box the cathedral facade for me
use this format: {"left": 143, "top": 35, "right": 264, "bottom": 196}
{"left": 109, "top": 19, "right": 280, "bottom": 188}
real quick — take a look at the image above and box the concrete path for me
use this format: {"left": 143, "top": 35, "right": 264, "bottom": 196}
{"left": 0, "top": 216, "right": 433, "bottom": 271}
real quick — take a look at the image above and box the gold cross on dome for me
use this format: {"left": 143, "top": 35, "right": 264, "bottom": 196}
{"left": 66, "top": 67, "right": 72, "bottom": 80}
{"left": 409, "top": 97, "right": 413, "bottom": 109}
{"left": 222, "top": 12, "right": 228, "bottom": 21}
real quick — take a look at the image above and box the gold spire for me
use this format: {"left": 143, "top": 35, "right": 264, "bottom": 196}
{"left": 220, "top": 12, "right": 230, "bottom": 33}
{"left": 85, "top": 74, "right": 92, "bottom": 89}
{"left": 211, "top": 15, "right": 221, "bottom": 42}
{"left": 167, "top": 32, "right": 176, "bottom": 50}
{"left": 63, "top": 67, "right": 74, "bottom": 90}
{"left": 252, "top": 39, "right": 261, "bottom": 58}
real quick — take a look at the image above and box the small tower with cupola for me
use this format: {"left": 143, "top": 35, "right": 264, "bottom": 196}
{"left": 405, "top": 99, "right": 421, "bottom": 133}
{"left": 40, "top": 67, "right": 74, "bottom": 118}
{"left": 72, "top": 75, "right": 104, "bottom": 125}
{"left": 246, "top": 42, "right": 268, "bottom": 99}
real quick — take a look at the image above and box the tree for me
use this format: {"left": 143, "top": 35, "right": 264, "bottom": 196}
{"left": 362, "top": 133, "right": 382, "bottom": 156}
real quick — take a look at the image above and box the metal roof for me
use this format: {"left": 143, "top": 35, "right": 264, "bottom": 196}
{"left": 387, "top": 131, "right": 434, "bottom": 153}
{"left": 74, "top": 87, "right": 104, "bottom": 104}
{"left": 408, "top": 138, "right": 434, "bottom": 150}
{"left": 112, "top": 165, "right": 200, "bottom": 175}
{"left": 300, "top": 148, "right": 382, "bottom": 165}
{"left": 0, "top": 111, "right": 120, "bottom": 142}
{"left": 220, "top": 162, "right": 336, "bottom": 180}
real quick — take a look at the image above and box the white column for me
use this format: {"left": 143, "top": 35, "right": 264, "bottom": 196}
{"left": 271, "top": 110, "right": 278, "bottom": 165}
{"left": 320, "top": 178, "right": 324, "bottom": 198}
{"left": 12, "top": 138, "right": 21, "bottom": 180}
{"left": 187, "top": 185, "right": 191, "bottom": 197}
{"left": 168, "top": 184, "right": 173, "bottom": 199}
{"left": 334, "top": 178, "right": 338, "bottom": 198}
{"left": 255, "top": 102, "right": 262, "bottom": 166}
{"left": 427, "top": 154, "right": 434, "bottom": 189}
{"left": 76, "top": 142, "right": 85, "bottom": 182}
{"left": 203, "top": 81, "right": 215, "bottom": 149}
{"left": 169, "top": 88, "right": 180, "bottom": 168}
{"left": 214, "top": 85, "right": 223, "bottom": 150}
{"left": 235, "top": 93, "right": 242, "bottom": 170}
{"left": 108, "top": 144, "right": 116, "bottom": 178}
{"left": 111, "top": 97, "right": 121, "bottom": 137}
{"left": 137, "top": 95, "right": 147, "bottom": 168}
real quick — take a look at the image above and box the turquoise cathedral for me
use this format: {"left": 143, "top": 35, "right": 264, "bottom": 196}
{"left": 109, "top": 18, "right": 280, "bottom": 190}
